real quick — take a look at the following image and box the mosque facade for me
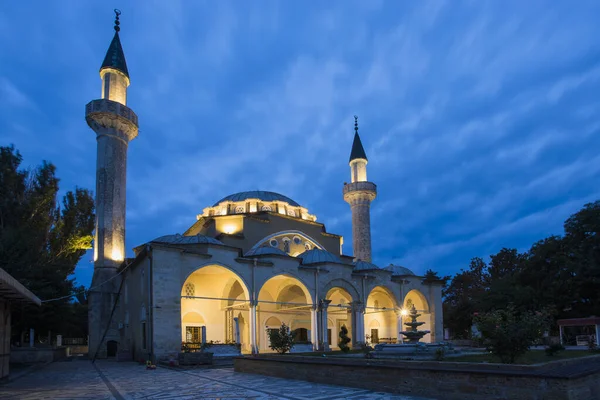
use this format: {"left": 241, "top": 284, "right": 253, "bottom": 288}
{"left": 87, "top": 12, "right": 443, "bottom": 361}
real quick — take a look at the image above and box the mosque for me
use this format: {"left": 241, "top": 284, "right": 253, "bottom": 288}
{"left": 86, "top": 12, "right": 443, "bottom": 361}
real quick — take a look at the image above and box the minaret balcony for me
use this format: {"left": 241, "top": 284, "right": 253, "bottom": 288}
{"left": 86, "top": 99, "right": 139, "bottom": 142}
{"left": 343, "top": 181, "right": 377, "bottom": 195}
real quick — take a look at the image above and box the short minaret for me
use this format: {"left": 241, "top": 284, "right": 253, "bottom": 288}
{"left": 343, "top": 116, "right": 377, "bottom": 262}
{"left": 86, "top": 10, "right": 138, "bottom": 359}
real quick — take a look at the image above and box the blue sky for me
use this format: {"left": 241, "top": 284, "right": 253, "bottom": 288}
{"left": 1, "top": 1, "right": 600, "bottom": 288}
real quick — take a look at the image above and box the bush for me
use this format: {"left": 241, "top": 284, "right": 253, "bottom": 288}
{"left": 545, "top": 343, "right": 565, "bottom": 356}
{"left": 474, "top": 305, "right": 550, "bottom": 364}
{"left": 266, "top": 323, "right": 295, "bottom": 354}
{"left": 338, "top": 325, "right": 351, "bottom": 353}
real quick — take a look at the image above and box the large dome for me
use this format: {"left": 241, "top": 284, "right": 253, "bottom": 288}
{"left": 213, "top": 191, "right": 300, "bottom": 207}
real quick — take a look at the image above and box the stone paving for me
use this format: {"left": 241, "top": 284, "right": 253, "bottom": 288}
{"left": 0, "top": 359, "right": 435, "bottom": 400}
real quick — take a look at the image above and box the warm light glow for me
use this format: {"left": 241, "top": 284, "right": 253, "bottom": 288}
{"left": 222, "top": 224, "right": 237, "bottom": 234}
{"left": 249, "top": 203, "right": 257, "bottom": 213}
{"left": 400, "top": 308, "right": 409, "bottom": 316}
{"left": 111, "top": 248, "right": 124, "bottom": 262}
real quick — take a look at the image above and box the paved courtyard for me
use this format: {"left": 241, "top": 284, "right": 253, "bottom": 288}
{"left": 0, "top": 359, "right": 434, "bottom": 400}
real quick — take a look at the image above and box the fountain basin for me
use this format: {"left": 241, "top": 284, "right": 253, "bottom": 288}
{"left": 373, "top": 342, "right": 453, "bottom": 355}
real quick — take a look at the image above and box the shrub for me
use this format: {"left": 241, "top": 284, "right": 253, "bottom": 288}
{"left": 545, "top": 343, "right": 565, "bottom": 356}
{"left": 474, "top": 305, "right": 550, "bottom": 364}
{"left": 434, "top": 347, "right": 446, "bottom": 361}
{"left": 338, "top": 325, "right": 351, "bottom": 353}
{"left": 266, "top": 323, "right": 295, "bottom": 354}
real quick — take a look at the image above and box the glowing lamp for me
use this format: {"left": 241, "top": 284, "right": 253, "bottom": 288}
{"left": 400, "top": 308, "right": 408, "bottom": 316}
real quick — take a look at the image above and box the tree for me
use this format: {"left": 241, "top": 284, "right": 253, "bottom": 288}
{"left": 422, "top": 269, "right": 450, "bottom": 284}
{"left": 0, "top": 145, "right": 94, "bottom": 341}
{"left": 266, "top": 323, "right": 295, "bottom": 354}
{"left": 338, "top": 325, "right": 351, "bottom": 353}
{"left": 443, "top": 258, "right": 488, "bottom": 338}
{"left": 474, "top": 306, "right": 550, "bottom": 363}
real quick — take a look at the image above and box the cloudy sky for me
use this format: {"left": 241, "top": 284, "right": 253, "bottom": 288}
{"left": 1, "top": 1, "right": 600, "bottom": 287}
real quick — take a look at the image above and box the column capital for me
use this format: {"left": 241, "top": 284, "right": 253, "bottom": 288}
{"left": 351, "top": 301, "right": 365, "bottom": 313}
{"left": 318, "top": 299, "right": 332, "bottom": 311}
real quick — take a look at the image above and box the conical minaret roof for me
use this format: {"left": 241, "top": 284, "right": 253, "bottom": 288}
{"left": 100, "top": 10, "right": 129, "bottom": 78}
{"left": 349, "top": 115, "right": 368, "bottom": 162}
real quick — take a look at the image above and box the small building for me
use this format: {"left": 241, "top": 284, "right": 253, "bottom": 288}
{"left": 0, "top": 268, "right": 41, "bottom": 379}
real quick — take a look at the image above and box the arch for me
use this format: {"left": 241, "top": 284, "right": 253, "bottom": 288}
{"left": 322, "top": 278, "right": 360, "bottom": 302}
{"left": 257, "top": 273, "right": 313, "bottom": 306}
{"left": 258, "top": 274, "right": 314, "bottom": 352}
{"left": 181, "top": 264, "right": 250, "bottom": 349}
{"left": 265, "top": 316, "right": 282, "bottom": 327}
{"left": 367, "top": 285, "right": 399, "bottom": 309}
{"left": 248, "top": 230, "right": 325, "bottom": 252}
{"left": 182, "top": 262, "right": 251, "bottom": 300}
{"left": 404, "top": 289, "right": 429, "bottom": 313}
{"left": 369, "top": 319, "right": 380, "bottom": 328}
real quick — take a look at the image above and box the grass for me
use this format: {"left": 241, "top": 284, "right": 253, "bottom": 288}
{"left": 449, "top": 350, "right": 596, "bottom": 365}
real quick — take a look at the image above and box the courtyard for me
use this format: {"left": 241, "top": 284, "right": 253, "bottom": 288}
{"left": 0, "top": 359, "right": 433, "bottom": 400}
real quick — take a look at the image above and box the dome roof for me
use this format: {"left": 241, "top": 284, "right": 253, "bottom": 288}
{"left": 297, "top": 248, "right": 343, "bottom": 265}
{"left": 244, "top": 247, "right": 289, "bottom": 257}
{"left": 353, "top": 260, "right": 381, "bottom": 272}
{"left": 384, "top": 264, "right": 415, "bottom": 276}
{"left": 213, "top": 191, "right": 300, "bottom": 207}
{"left": 151, "top": 233, "right": 224, "bottom": 246}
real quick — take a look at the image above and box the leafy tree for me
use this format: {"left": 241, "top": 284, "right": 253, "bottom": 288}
{"left": 422, "top": 269, "right": 450, "bottom": 284}
{"left": 474, "top": 306, "right": 551, "bottom": 363}
{"left": 443, "top": 258, "right": 488, "bottom": 338}
{"left": 0, "top": 145, "right": 94, "bottom": 341}
{"left": 338, "top": 325, "right": 351, "bottom": 353}
{"left": 266, "top": 323, "right": 295, "bottom": 354}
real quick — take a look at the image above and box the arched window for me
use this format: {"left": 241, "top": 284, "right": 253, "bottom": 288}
{"left": 305, "top": 243, "right": 311, "bottom": 250}
{"left": 287, "top": 209, "right": 296, "bottom": 217}
{"left": 261, "top": 205, "right": 272, "bottom": 212}
{"left": 185, "top": 283, "right": 195, "bottom": 297}
{"left": 283, "top": 238, "right": 291, "bottom": 253}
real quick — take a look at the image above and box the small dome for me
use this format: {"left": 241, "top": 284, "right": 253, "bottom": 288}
{"left": 151, "top": 233, "right": 224, "bottom": 246}
{"left": 353, "top": 260, "right": 381, "bottom": 272}
{"left": 244, "top": 247, "right": 289, "bottom": 257}
{"left": 384, "top": 264, "right": 415, "bottom": 276}
{"left": 297, "top": 248, "right": 343, "bottom": 265}
{"left": 213, "top": 191, "right": 300, "bottom": 207}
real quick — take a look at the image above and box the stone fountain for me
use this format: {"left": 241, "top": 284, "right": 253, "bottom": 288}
{"left": 373, "top": 305, "right": 447, "bottom": 356}
{"left": 399, "top": 305, "right": 430, "bottom": 343}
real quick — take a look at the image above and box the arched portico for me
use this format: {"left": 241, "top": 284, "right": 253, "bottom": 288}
{"left": 257, "top": 274, "right": 314, "bottom": 352}
{"left": 325, "top": 286, "right": 354, "bottom": 349}
{"left": 403, "top": 289, "right": 432, "bottom": 342}
{"left": 365, "top": 286, "right": 399, "bottom": 344}
{"left": 181, "top": 265, "right": 250, "bottom": 352}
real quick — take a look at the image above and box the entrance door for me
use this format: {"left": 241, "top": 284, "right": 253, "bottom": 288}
{"left": 107, "top": 340, "right": 118, "bottom": 357}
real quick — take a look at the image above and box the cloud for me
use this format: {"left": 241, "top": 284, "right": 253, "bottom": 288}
{"left": 0, "top": 77, "right": 35, "bottom": 109}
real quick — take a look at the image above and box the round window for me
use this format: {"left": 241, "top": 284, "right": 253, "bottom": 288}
{"left": 269, "top": 239, "right": 278, "bottom": 247}
{"left": 293, "top": 236, "right": 302, "bottom": 245}
{"left": 235, "top": 206, "right": 245, "bottom": 214}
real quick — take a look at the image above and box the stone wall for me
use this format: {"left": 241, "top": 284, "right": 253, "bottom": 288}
{"left": 234, "top": 355, "right": 600, "bottom": 400}
{"left": 10, "top": 347, "right": 67, "bottom": 364}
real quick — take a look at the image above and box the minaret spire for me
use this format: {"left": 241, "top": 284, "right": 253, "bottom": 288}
{"left": 86, "top": 9, "right": 139, "bottom": 359}
{"left": 343, "top": 116, "right": 377, "bottom": 262}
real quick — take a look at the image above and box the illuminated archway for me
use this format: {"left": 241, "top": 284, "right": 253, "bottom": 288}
{"left": 403, "top": 289, "right": 432, "bottom": 342}
{"left": 366, "top": 286, "right": 398, "bottom": 344}
{"left": 325, "top": 286, "right": 354, "bottom": 349}
{"left": 181, "top": 265, "right": 250, "bottom": 352}
{"left": 257, "top": 274, "right": 313, "bottom": 351}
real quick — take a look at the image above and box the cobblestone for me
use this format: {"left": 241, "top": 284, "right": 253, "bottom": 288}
{"left": 0, "top": 360, "right": 435, "bottom": 400}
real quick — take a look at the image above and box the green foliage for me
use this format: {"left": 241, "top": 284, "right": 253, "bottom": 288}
{"left": 474, "top": 306, "right": 551, "bottom": 363}
{"left": 266, "top": 323, "right": 295, "bottom": 354}
{"left": 0, "top": 145, "right": 94, "bottom": 340}
{"left": 422, "top": 269, "right": 450, "bottom": 284}
{"left": 444, "top": 201, "right": 600, "bottom": 340}
{"left": 545, "top": 343, "right": 565, "bottom": 356}
{"left": 338, "top": 325, "right": 351, "bottom": 353}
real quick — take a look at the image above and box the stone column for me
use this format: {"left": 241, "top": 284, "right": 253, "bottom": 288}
{"left": 319, "top": 299, "right": 331, "bottom": 351}
{"left": 310, "top": 306, "right": 318, "bottom": 351}
{"left": 351, "top": 302, "right": 365, "bottom": 347}
{"left": 249, "top": 301, "right": 258, "bottom": 354}
{"left": 396, "top": 310, "right": 404, "bottom": 343}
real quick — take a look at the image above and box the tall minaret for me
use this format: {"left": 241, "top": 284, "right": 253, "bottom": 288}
{"left": 343, "top": 116, "right": 377, "bottom": 262}
{"left": 86, "top": 10, "right": 138, "bottom": 358}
